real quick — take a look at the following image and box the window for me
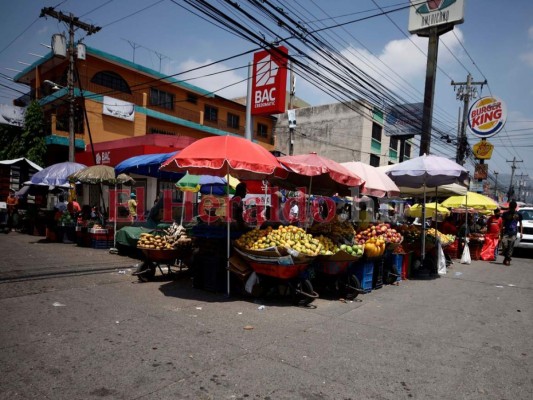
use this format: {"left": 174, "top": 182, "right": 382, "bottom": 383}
{"left": 149, "top": 127, "right": 176, "bottom": 136}
{"left": 150, "top": 88, "right": 174, "bottom": 110}
{"left": 91, "top": 71, "right": 131, "bottom": 94}
{"left": 227, "top": 113, "right": 240, "bottom": 129}
{"left": 257, "top": 123, "right": 268, "bottom": 138}
{"left": 204, "top": 105, "right": 218, "bottom": 122}
{"left": 370, "top": 154, "right": 380, "bottom": 167}
{"left": 186, "top": 93, "right": 198, "bottom": 104}
{"left": 371, "top": 122, "right": 382, "bottom": 142}
{"left": 405, "top": 143, "right": 411, "bottom": 158}
{"left": 390, "top": 137, "right": 398, "bottom": 150}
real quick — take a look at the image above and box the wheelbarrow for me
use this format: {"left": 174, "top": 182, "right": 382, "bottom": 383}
{"left": 133, "top": 244, "right": 192, "bottom": 282}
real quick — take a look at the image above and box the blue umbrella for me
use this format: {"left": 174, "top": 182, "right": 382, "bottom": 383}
{"left": 30, "top": 161, "right": 86, "bottom": 187}
{"left": 114, "top": 152, "right": 181, "bottom": 180}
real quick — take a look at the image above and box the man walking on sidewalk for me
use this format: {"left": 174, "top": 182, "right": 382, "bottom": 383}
{"left": 501, "top": 201, "right": 523, "bottom": 266}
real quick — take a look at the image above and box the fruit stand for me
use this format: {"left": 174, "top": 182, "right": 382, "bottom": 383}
{"left": 233, "top": 226, "right": 322, "bottom": 305}
{"left": 133, "top": 223, "right": 194, "bottom": 281}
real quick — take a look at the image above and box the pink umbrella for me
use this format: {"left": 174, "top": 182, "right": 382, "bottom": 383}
{"left": 276, "top": 152, "right": 364, "bottom": 196}
{"left": 341, "top": 161, "right": 400, "bottom": 198}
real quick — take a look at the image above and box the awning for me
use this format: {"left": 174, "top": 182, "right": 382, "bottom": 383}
{"left": 75, "top": 134, "right": 196, "bottom": 167}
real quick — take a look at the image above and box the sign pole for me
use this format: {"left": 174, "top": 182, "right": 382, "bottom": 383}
{"left": 419, "top": 27, "right": 439, "bottom": 156}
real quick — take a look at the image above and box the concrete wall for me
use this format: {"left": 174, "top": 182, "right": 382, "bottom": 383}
{"left": 274, "top": 100, "right": 396, "bottom": 165}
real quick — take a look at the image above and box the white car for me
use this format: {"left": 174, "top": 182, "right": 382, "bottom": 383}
{"left": 515, "top": 207, "right": 533, "bottom": 250}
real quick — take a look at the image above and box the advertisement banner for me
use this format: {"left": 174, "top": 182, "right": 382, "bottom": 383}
{"left": 474, "top": 163, "right": 488, "bottom": 180}
{"left": 384, "top": 103, "right": 423, "bottom": 137}
{"left": 0, "top": 104, "right": 25, "bottom": 127}
{"left": 408, "top": 0, "right": 465, "bottom": 34}
{"left": 468, "top": 96, "right": 507, "bottom": 138}
{"left": 472, "top": 139, "right": 494, "bottom": 160}
{"left": 251, "top": 46, "right": 288, "bottom": 116}
{"left": 103, "top": 96, "right": 135, "bottom": 121}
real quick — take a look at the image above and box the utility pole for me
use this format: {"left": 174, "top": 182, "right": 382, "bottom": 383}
{"left": 493, "top": 171, "right": 499, "bottom": 199}
{"left": 288, "top": 62, "right": 295, "bottom": 155}
{"left": 40, "top": 7, "right": 100, "bottom": 162}
{"left": 451, "top": 73, "right": 487, "bottom": 165}
{"left": 506, "top": 157, "right": 523, "bottom": 200}
{"left": 516, "top": 173, "right": 527, "bottom": 202}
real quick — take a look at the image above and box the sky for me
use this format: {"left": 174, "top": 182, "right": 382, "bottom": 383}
{"left": 0, "top": 0, "right": 532, "bottom": 192}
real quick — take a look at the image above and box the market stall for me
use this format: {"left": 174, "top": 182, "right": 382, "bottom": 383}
{"left": 442, "top": 192, "right": 498, "bottom": 260}
{"left": 385, "top": 154, "right": 469, "bottom": 276}
{"left": 160, "top": 135, "right": 288, "bottom": 295}
{"left": 69, "top": 165, "right": 135, "bottom": 250}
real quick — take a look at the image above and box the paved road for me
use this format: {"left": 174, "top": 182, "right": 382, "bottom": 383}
{"left": 0, "top": 232, "right": 532, "bottom": 399}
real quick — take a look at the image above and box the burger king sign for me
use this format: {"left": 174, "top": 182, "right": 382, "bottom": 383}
{"left": 468, "top": 96, "right": 507, "bottom": 138}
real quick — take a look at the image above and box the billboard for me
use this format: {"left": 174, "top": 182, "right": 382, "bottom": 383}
{"left": 408, "top": 0, "right": 465, "bottom": 34}
{"left": 468, "top": 96, "right": 507, "bottom": 138}
{"left": 102, "top": 96, "right": 135, "bottom": 121}
{"left": 383, "top": 103, "right": 423, "bottom": 137}
{"left": 0, "top": 104, "right": 25, "bottom": 127}
{"left": 251, "top": 46, "right": 288, "bottom": 116}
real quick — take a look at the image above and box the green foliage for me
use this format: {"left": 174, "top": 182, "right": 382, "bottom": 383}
{"left": 0, "top": 101, "right": 46, "bottom": 165}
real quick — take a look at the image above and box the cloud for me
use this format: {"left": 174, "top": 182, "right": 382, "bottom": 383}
{"left": 296, "top": 28, "right": 465, "bottom": 105}
{"left": 165, "top": 59, "right": 247, "bottom": 99}
{"left": 520, "top": 52, "right": 533, "bottom": 68}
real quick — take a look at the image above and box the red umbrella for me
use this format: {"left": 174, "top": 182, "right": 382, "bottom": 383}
{"left": 160, "top": 135, "right": 287, "bottom": 296}
{"left": 275, "top": 152, "right": 364, "bottom": 196}
{"left": 160, "top": 135, "right": 286, "bottom": 180}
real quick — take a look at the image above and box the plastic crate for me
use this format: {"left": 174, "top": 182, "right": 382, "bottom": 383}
{"left": 91, "top": 239, "right": 113, "bottom": 249}
{"left": 352, "top": 260, "right": 373, "bottom": 293}
{"left": 317, "top": 260, "right": 351, "bottom": 275}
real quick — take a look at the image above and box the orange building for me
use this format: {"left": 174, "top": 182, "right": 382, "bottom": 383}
{"left": 14, "top": 46, "right": 276, "bottom": 167}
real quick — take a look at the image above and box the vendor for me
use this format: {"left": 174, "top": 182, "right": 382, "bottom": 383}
{"left": 6, "top": 189, "right": 19, "bottom": 230}
{"left": 440, "top": 215, "right": 457, "bottom": 235}
{"left": 231, "top": 182, "right": 248, "bottom": 231}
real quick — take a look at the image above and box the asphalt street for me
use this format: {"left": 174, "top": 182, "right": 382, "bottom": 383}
{"left": 0, "top": 232, "right": 531, "bottom": 400}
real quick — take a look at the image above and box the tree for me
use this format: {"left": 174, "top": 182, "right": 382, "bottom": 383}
{"left": 0, "top": 101, "right": 47, "bottom": 165}
{"left": 22, "top": 101, "right": 47, "bottom": 166}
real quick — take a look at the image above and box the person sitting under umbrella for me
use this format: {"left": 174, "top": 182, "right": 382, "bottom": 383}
{"left": 231, "top": 183, "right": 248, "bottom": 231}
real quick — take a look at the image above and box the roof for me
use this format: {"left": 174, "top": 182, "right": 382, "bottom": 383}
{"left": 14, "top": 46, "right": 214, "bottom": 98}
{"left": 0, "top": 157, "right": 42, "bottom": 171}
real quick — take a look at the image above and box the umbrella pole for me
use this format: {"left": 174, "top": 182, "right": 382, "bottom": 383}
{"left": 434, "top": 187, "right": 438, "bottom": 233}
{"left": 422, "top": 188, "right": 426, "bottom": 260}
{"left": 226, "top": 164, "right": 230, "bottom": 297}
{"left": 306, "top": 177, "right": 313, "bottom": 231}
{"left": 109, "top": 183, "right": 118, "bottom": 254}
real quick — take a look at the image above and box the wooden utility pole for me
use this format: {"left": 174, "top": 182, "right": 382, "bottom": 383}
{"left": 506, "top": 157, "right": 523, "bottom": 200}
{"left": 451, "top": 73, "right": 487, "bottom": 165}
{"left": 40, "top": 7, "right": 100, "bottom": 162}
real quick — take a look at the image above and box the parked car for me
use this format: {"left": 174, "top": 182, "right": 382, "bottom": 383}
{"left": 515, "top": 207, "right": 533, "bottom": 251}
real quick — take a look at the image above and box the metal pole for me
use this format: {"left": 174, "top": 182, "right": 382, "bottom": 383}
{"left": 419, "top": 28, "right": 439, "bottom": 156}
{"left": 245, "top": 62, "right": 253, "bottom": 141}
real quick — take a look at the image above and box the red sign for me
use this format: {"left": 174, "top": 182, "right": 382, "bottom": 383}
{"left": 251, "top": 46, "right": 288, "bottom": 116}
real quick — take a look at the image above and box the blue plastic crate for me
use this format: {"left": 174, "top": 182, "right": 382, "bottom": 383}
{"left": 392, "top": 254, "right": 403, "bottom": 282}
{"left": 91, "top": 239, "right": 113, "bottom": 249}
{"left": 353, "top": 260, "right": 373, "bottom": 293}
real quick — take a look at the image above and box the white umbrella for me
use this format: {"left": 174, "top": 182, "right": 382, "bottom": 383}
{"left": 386, "top": 154, "right": 469, "bottom": 261}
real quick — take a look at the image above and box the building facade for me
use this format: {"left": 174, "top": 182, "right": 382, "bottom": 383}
{"left": 14, "top": 46, "right": 277, "bottom": 166}
{"left": 274, "top": 101, "right": 412, "bottom": 166}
